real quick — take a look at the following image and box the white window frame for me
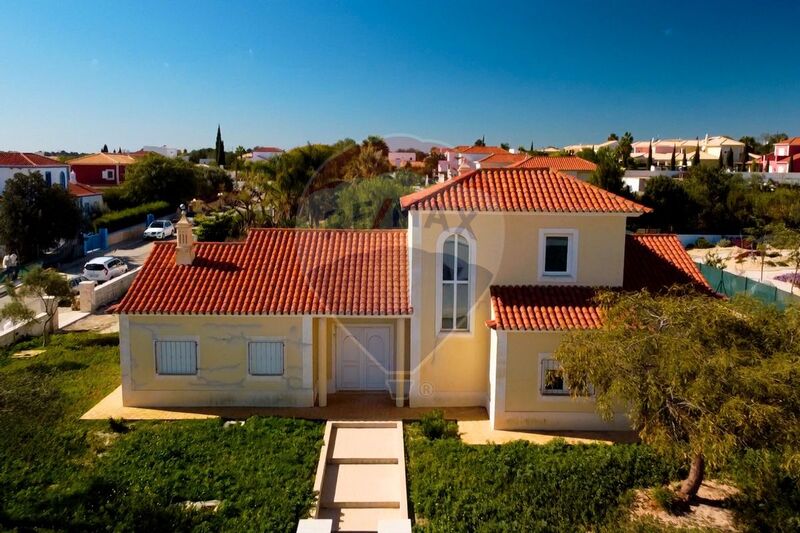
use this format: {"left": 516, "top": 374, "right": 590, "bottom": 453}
{"left": 247, "top": 338, "right": 285, "bottom": 377}
{"left": 435, "top": 229, "right": 476, "bottom": 335}
{"left": 540, "top": 356, "right": 569, "bottom": 396}
{"left": 102, "top": 169, "right": 116, "bottom": 181}
{"left": 154, "top": 338, "right": 198, "bottom": 376}
{"left": 538, "top": 228, "right": 578, "bottom": 282}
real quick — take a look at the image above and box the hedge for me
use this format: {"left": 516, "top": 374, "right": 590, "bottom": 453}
{"left": 92, "top": 201, "right": 171, "bottom": 232}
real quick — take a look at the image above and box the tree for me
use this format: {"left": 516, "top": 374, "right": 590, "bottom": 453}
{"left": 0, "top": 267, "right": 72, "bottom": 346}
{"left": 346, "top": 144, "right": 391, "bottom": 180}
{"left": 616, "top": 132, "right": 633, "bottom": 167}
{"left": 575, "top": 147, "right": 599, "bottom": 164}
{"left": 692, "top": 141, "right": 701, "bottom": 167}
{"left": 725, "top": 147, "right": 734, "bottom": 169}
{"left": 0, "top": 172, "right": 82, "bottom": 262}
{"left": 215, "top": 125, "right": 225, "bottom": 167}
{"left": 326, "top": 176, "right": 413, "bottom": 229}
{"left": 640, "top": 175, "right": 695, "bottom": 232}
{"left": 589, "top": 147, "right": 628, "bottom": 195}
{"left": 500, "top": 142, "right": 510, "bottom": 151}
{"left": 681, "top": 150, "right": 688, "bottom": 168}
{"left": 607, "top": 133, "right": 618, "bottom": 141}
{"left": 556, "top": 291, "right": 800, "bottom": 501}
{"left": 669, "top": 145, "right": 676, "bottom": 171}
{"left": 646, "top": 142, "right": 653, "bottom": 169}
{"left": 474, "top": 137, "right": 485, "bottom": 147}
{"left": 119, "top": 153, "right": 199, "bottom": 208}
{"left": 767, "top": 223, "right": 800, "bottom": 294}
{"left": 718, "top": 149, "right": 724, "bottom": 169}
{"left": 362, "top": 135, "right": 389, "bottom": 157}
{"left": 101, "top": 144, "right": 109, "bottom": 153}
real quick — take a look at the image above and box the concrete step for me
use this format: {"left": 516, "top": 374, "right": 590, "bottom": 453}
{"left": 321, "top": 464, "right": 402, "bottom": 508}
{"left": 329, "top": 425, "right": 403, "bottom": 463}
{"left": 319, "top": 506, "right": 404, "bottom": 532}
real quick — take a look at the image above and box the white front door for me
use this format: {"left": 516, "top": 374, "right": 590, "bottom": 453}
{"left": 336, "top": 325, "right": 392, "bottom": 391}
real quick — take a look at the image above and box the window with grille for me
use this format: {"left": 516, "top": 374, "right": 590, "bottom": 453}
{"left": 155, "top": 340, "right": 197, "bottom": 375}
{"left": 440, "top": 233, "right": 471, "bottom": 331}
{"left": 248, "top": 341, "right": 284, "bottom": 376}
{"left": 541, "top": 358, "right": 569, "bottom": 395}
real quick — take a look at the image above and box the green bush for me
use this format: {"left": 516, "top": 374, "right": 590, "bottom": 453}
{"left": 406, "top": 435, "right": 680, "bottom": 531}
{"left": 92, "top": 201, "right": 171, "bottom": 232}
{"left": 419, "top": 409, "right": 459, "bottom": 440}
{"left": 194, "top": 210, "right": 240, "bottom": 242}
{"left": 650, "top": 486, "right": 687, "bottom": 515}
{"left": 694, "top": 237, "right": 714, "bottom": 249}
{"left": 717, "top": 238, "right": 732, "bottom": 247}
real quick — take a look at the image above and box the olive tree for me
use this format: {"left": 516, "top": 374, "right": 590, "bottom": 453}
{"left": 556, "top": 290, "right": 800, "bottom": 500}
{"left": 0, "top": 267, "right": 72, "bottom": 346}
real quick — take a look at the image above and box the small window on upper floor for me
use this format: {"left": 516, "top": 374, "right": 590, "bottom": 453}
{"left": 539, "top": 229, "right": 577, "bottom": 281}
{"left": 440, "top": 233, "right": 471, "bottom": 332}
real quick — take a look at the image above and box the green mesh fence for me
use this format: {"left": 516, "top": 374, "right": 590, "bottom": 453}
{"left": 696, "top": 263, "right": 800, "bottom": 310}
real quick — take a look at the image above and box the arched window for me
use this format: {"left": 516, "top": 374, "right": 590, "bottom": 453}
{"left": 440, "top": 234, "right": 470, "bottom": 331}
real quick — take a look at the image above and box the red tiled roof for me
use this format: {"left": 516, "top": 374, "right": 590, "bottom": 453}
{"left": 623, "top": 234, "right": 711, "bottom": 292}
{"left": 460, "top": 145, "right": 510, "bottom": 155}
{"left": 512, "top": 155, "right": 597, "bottom": 171}
{"left": 69, "top": 182, "right": 102, "bottom": 197}
{"left": 775, "top": 137, "right": 800, "bottom": 146}
{"left": 399, "top": 168, "right": 650, "bottom": 213}
{"left": 477, "top": 153, "right": 528, "bottom": 166}
{"left": 67, "top": 153, "right": 136, "bottom": 165}
{"left": 115, "top": 228, "right": 410, "bottom": 316}
{"left": 488, "top": 234, "right": 712, "bottom": 331}
{"left": 0, "top": 152, "right": 64, "bottom": 167}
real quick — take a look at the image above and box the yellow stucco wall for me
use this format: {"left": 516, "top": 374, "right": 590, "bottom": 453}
{"left": 411, "top": 211, "right": 628, "bottom": 406}
{"left": 123, "top": 314, "right": 311, "bottom": 407}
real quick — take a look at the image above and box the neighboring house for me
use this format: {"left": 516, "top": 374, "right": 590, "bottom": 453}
{"left": 140, "top": 145, "right": 180, "bottom": 158}
{"left": 388, "top": 151, "right": 416, "bottom": 167}
{"left": 250, "top": 146, "right": 284, "bottom": 162}
{"left": 764, "top": 137, "right": 800, "bottom": 173}
{"left": 563, "top": 140, "right": 618, "bottom": 153}
{"left": 0, "top": 152, "right": 70, "bottom": 191}
{"left": 510, "top": 155, "right": 597, "bottom": 180}
{"left": 437, "top": 145, "right": 511, "bottom": 181}
{"left": 629, "top": 136, "right": 744, "bottom": 169}
{"left": 474, "top": 152, "right": 528, "bottom": 169}
{"left": 69, "top": 181, "right": 104, "bottom": 214}
{"left": 115, "top": 169, "right": 711, "bottom": 431}
{"left": 68, "top": 153, "right": 137, "bottom": 187}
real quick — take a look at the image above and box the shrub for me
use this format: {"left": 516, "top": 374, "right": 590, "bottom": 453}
{"left": 651, "top": 486, "right": 687, "bottom": 515}
{"left": 694, "top": 237, "right": 714, "bottom": 249}
{"left": 92, "top": 201, "right": 171, "bottom": 232}
{"left": 717, "top": 238, "right": 732, "bottom": 247}
{"left": 418, "top": 409, "right": 458, "bottom": 440}
{"left": 406, "top": 434, "right": 681, "bottom": 531}
{"left": 194, "top": 210, "right": 240, "bottom": 242}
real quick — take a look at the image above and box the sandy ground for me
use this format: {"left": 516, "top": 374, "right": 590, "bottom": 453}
{"left": 632, "top": 480, "right": 739, "bottom": 531}
{"left": 688, "top": 245, "right": 799, "bottom": 295}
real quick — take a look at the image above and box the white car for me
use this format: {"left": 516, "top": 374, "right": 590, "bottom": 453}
{"left": 143, "top": 220, "right": 175, "bottom": 240}
{"left": 83, "top": 257, "right": 128, "bottom": 282}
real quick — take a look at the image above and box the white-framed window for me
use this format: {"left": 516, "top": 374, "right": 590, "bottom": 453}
{"left": 538, "top": 229, "right": 578, "bottom": 281}
{"left": 102, "top": 169, "right": 116, "bottom": 181}
{"left": 540, "top": 358, "right": 569, "bottom": 396}
{"left": 155, "top": 340, "right": 197, "bottom": 375}
{"left": 439, "top": 233, "right": 471, "bottom": 332}
{"left": 248, "top": 341, "right": 284, "bottom": 376}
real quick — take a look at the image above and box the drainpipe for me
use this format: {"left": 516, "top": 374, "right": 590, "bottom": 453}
{"left": 116, "top": 164, "right": 120, "bottom": 185}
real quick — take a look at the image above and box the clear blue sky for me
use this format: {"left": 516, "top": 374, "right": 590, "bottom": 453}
{"left": 2, "top": 0, "right": 798, "bottom": 153}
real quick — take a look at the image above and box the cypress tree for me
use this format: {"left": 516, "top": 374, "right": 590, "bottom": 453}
{"left": 682, "top": 150, "right": 688, "bottom": 168}
{"left": 647, "top": 142, "right": 653, "bottom": 169}
{"left": 718, "top": 149, "right": 724, "bottom": 169}
{"left": 101, "top": 144, "right": 108, "bottom": 153}
{"left": 692, "top": 141, "right": 701, "bottom": 166}
{"left": 670, "top": 145, "right": 676, "bottom": 171}
{"left": 725, "top": 147, "right": 734, "bottom": 169}
{"left": 215, "top": 125, "right": 225, "bottom": 167}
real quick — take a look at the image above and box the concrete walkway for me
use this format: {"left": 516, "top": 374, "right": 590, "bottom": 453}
{"left": 312, "top": 421, "right": 409, "bottom": 532}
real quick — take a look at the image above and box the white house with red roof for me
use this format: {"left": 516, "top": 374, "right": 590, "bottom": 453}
{"left": 250, "top": 146, "right": 284, "bottom": 162}
{"left": 0, "top": 152, "right": 70, "bottom": 191}
{"left": 115, "top": 168, "right": 711, "bottom": 431}
{"left": 436, "top": 145, "right": 512, "bottom": 181}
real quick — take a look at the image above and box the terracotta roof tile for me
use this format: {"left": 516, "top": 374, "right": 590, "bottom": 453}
{"left": 252, "top": 146, "right": 283, "bottom": 152}
{"left": 69, "top": 182, "right": 102, "bottom": 197}
{"left": 477, "top": 153, "right": 528, "bottom": 166}
{"left": 511, "top": 155, "right": 597, "bottom": 171}
{"left": 489, "top": 234, "right": 713, "bottom": 331}
{"left": 67, "top": 153, "right": 136, "bottom": 165}
{"left": 400, "top": 168, "right": 649, "bottom": 213}
{"left": 0, "top": 152, "right": 64, "bottom": 167}
{"left": 460, "top": 146, "right": 510, "bottom": 155}
{"left": 115, "top": 228, "right": 410, "bottom": 316}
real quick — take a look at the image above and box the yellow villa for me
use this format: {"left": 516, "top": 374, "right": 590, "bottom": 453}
{"left": 114, "top": 168, "right": 711, "bottom": 430}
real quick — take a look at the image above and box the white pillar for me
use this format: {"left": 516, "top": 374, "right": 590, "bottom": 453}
{"left": 395, "top": 318, "right": 405, "bottom": 407}
{"left": 79, "top": 280, "right": 97, "bottom": 312}
{"left": 318, "top": 318, "right": 328, "bottom": 407}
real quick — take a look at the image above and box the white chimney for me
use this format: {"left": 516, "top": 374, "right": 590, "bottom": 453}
{"left": 175, "top": 213, "right": 195, "bottom": 266}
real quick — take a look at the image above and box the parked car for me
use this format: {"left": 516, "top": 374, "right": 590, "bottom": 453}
{"left": 67, "top": 274, "right": 90, "bottom": 294}
{"left": 83, "top": 257, "right": 128, "bottom": 282}
{"left": 143, "top": 219, "right": 175, "bottom": 240}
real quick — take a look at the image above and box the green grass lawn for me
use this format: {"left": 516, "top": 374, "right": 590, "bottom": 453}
{"left": 0, "top": 332, "right": 323, "bottom": 532}
{"left": 405, "top": 421, "right": 681, "bottom": 532}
